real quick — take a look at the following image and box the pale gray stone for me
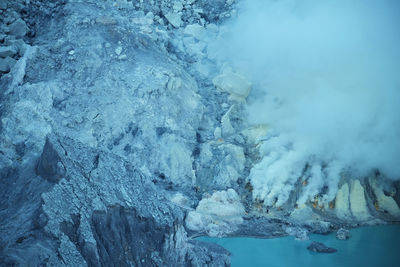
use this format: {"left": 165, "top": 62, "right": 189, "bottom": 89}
{"left": 9, "top": 18, "right": 28, "bottom": 37}
{"left": 0, "top": 46, "right": 17, "bottom": 58}
{"left": 165, "top": 12, "right": 182, "bottom": 28}
{"left": 0, "top": 56, "right": 16, "bottom": 72}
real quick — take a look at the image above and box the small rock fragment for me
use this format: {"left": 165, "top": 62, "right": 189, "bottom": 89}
{"left": 336, "top": 228, "right": 350, "bottom": 240}
{"left": 214, "top": 127, "right": 222, "bottom": 139}
{"left": 221, "top": 105, "right": 235, "bottom": 136}
{"left": 118, "top": 54, "right": 127, "bottom": 60}
{"left": 115, "top": 46, "right": 122, "bottom": 55}
{"left": 95, "top": 16, "right": 116, "bottom": 25}
{"left": 307, "top": 241, "right": 337, "bottom": 253}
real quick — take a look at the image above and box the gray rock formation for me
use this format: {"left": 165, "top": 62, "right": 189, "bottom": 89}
{"left": 307, "top": 242, "right": 337, "bottom": 253}
{"left": 1, "top": 133, "right": 230, "bottom": 265}
{"left": 336, "top": 228, "right": 351, "bottom": 240}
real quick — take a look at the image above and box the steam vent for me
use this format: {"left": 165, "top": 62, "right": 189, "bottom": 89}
{"left": 1, "top": 0, "right": 399, "bottom": 266}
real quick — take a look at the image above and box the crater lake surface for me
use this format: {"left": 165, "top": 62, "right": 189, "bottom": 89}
{"left": 198, "top": 225, "right": 400, "bottom": 267}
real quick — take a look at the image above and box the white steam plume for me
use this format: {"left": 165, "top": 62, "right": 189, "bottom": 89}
{"left": 211, "top": 0, "right": 400, "bottom": 206}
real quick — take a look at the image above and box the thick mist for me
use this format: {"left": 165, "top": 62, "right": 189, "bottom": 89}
{"left": 211, "top": 0, "right": 400, "bottom": 205}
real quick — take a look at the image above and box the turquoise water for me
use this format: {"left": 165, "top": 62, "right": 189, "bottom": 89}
{"left": 198, "top": 225, "right": 400, "bottom": 267}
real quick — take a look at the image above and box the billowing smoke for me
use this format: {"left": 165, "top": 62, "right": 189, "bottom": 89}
{"left": 210, "top": 0, "right": 400, "bottom": 206}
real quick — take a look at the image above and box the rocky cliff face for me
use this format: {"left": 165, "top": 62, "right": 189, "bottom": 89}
{"left": 1, "top": 0, "right": 399, "bottom": 266}
{"left": 0, "top": 0, "right": 233, "bottom": 265}
{"left": 1, "top": 133, "right": 231, "bottom": 265}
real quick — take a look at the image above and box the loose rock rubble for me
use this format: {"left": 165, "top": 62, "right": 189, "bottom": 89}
{"left": 0, "top": 0, "right": 30, "bottom": 73}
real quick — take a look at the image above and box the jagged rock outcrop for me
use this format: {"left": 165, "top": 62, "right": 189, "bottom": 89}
{"left": 1, "top": 133, "right": 230, "bottom": 265}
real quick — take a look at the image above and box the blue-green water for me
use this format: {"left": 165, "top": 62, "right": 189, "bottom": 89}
{"left": 198, "top": 225, "right": 400, "bottom": 267}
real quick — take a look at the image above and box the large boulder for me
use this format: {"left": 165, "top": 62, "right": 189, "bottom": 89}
{"left": 9, "top": 18, "right": 28, "bottom": 38}
{"left": 336, "top": 228, "right": 351, "bottom": 240}
{"left": 213, "top": 68, "right": 252, "bottom": 100}
{"left": 307, "top": 242, "right": 337, "bottom": 253}
{"left": 35, "top": 137, "right": 66, "bottom": 182}
{"left": 186, "top": 189, "right": 245, "bottom": 236}
{"left": 0, "top": 46, "right": 17, "bottom": 58}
